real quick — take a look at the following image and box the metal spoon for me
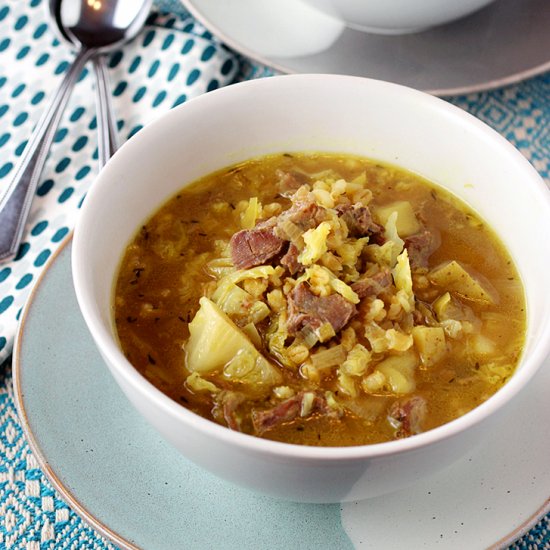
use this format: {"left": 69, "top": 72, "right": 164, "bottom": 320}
{"left": 52, "top": 0, "right": 152, "bottom": 167}
{"left": 50, "top": 3, "right": 119, "bottom": 168}
{"left": 0, "top": 0, "right": 152, "bottom": 262}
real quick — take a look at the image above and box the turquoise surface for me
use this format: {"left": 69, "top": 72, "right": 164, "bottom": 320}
{"left": 16, "top": 243, "right": 353, "bottom": 549}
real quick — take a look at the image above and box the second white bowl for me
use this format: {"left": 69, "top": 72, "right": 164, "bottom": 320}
{"left": 298, "top": 0, "right": 498, "bottom": 34}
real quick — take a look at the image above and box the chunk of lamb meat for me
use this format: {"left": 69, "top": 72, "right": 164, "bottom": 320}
{"left": 230, "top": 224, "right": 284, "bottom": 269}
{"left": 287, "top": 282, "right": 356, "bottom": 335}
{"left": 404, "top": 229, "right": 441, "bottom": 269}
{"left": 252, "top": 391, "right": 341, "bottom": 435}
{"left": 275, "top": 199, "right": 327, "bottom": 235}
{"left": 351, "top": 268, "right": 392, "bottom": 299}
{"left": 230, "top": 198, "right": 327, "bottom": 269}
{"left": 387, "top": 395, "right": 427, "bottom": 438}
{"left": 337, "top": 203, "right": 383, "bottom": 239}
{"left": 213, "top": 391, "right": 246, "bottom": 431}
{"left": 280, "top": 242, "right": 303, "bottom": 275}
{"left": 276, "top": 169, "right": 310, "bottom": 196}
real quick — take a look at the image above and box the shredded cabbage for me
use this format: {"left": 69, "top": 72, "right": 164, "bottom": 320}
{"left": 300, "top": 392, "right": 316, "bottom": 417}
{"left": 205, "top": 257, "right": 235, "bottom": 278}
{"left": 273, "top": 386, "right": 295, "bottom": 400}
{"left": 299, "top": 222, "right": 331, "bottom": 266}
{"left": 223, "top": 348, "right": 282, "bottom": 387}
{"left": 225, "top": 266, "right": 276, "bottom": 285}
{"left": 278, "top": 218, "right": 303, "bottom": 241}
{"left": 392, "top": 249, "right": 414, "bottom": 312}
{"left": 186, "top": 297, "right": 280, "bottom": 385}
{"left": 186, "top": 372, "right": 219, "bottom": 394}
{"left": 311, "top": 345, "right": 346, "bottom": 369}
{"left": 338, "top": 372, "right": 358, "bottom": 398}
{"left": 240, "top": 197, "right": 262, "bottom": 229}
{"left": 341, "top": 344, "right": 371, "bottom": 377}
{"left": 212, "top": 281, "right": 252, "bottom": 316}
{"left": 477, "top": 361, "right": 514, "bottom": 385}
{"left": 325, "top": 391, "right": 343, "bottom": 412}
{"left": 383, "top": 211, "right": 404, "bottom": 266}
{"left": 329, "top": 275, "right": 360, "bottom": 304}
{"left": 362, "top": 370, "right": 386, "bottom": 393}
{"left": 299, "top": 265, "right": 359, "bottom": 304}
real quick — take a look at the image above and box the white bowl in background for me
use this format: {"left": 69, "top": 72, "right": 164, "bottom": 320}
{"left": 298, "top": 0, "right": 499, "bottom": 34}
{"left": 72, "top": 74, "right": 550, "bottom": 503}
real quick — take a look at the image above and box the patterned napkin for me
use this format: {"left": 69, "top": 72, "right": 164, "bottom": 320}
{"left": 0, "top": 0, "right": 240, "bottom": 365}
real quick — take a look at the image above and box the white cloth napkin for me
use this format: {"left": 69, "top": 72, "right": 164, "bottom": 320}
{"left": 0, "top": 3, "right": 239, "bottom": 364}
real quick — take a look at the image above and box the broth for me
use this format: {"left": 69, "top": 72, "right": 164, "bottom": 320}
{"left": 114, "top": 153, "right": 525, "bottom": 446}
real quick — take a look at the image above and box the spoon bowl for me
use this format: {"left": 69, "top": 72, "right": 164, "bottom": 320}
{"left": 52, "top": 0, "right": 152, "bottom": 52}
{"left": 51, "top": 0, "right": 153, "bottom": 164}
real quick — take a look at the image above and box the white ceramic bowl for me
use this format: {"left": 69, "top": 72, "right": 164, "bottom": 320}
{"left": 72, "top": 75, "right": 550, "bottom": 503}
{"left": 298, "top": 0, "right": 498, "bottom": 34}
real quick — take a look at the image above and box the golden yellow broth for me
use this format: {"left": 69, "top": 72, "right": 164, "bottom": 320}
{"left": 114, "top": 153, "right": 525, "bottom": 446}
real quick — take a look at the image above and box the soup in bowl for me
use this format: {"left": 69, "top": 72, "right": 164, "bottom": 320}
{"left": 72, "top": 74, "right": 550, "bottom": 502}
{"left": 113, "top": 152, "right": 525, "bottom": 446}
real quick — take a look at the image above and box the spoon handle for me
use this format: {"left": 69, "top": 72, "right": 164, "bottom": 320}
{"left": 0, "top": 48, "right": 94, "bottom": 262}
{"left": 92, "top": 55, "right": 119, "bottom": 168}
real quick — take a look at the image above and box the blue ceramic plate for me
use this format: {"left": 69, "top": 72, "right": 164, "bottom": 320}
{"left": 13, "top": 240, "right": 550, "bottom": 549}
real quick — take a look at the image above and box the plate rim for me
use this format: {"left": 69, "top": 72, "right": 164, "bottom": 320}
{"left": 180, "top": 0, "right": 550, "bottom": 97}
{"left": 490, "top": 499, "right": 550, "bottom": 550}
{"left": 12, "top": 235, "right": 140, "bottom": 550}
{"left": 11, "top": 234, "right": 550, "bottom": 549}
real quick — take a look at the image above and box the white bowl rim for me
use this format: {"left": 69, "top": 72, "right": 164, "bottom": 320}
{"left": 72, "top": 73, "right": 550, "bottom": 463}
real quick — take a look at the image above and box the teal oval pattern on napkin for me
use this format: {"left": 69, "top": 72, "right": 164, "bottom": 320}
{"left": 0, "top": 0, "right": 239, "bottom": 365}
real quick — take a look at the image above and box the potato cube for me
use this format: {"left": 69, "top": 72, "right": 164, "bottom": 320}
{"left": 375, "top": 351, "right": 418, "bottom": 394}
{"left": 375, "top": 201, "right": 421, "bottom": 237}
{"left": 429, "top": 261, "right": 498, "bottom": 305}
{"left": 412, "top": 326, "right": 446, "bottom": 367}
{"left": 469, "top": 334, "right": 497, "bottom": 356}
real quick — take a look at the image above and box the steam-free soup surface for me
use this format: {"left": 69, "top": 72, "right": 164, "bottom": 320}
{"left": 114, "top": 153, "right": 525, "bottom": 446}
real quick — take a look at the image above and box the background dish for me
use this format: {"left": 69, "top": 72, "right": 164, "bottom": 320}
{"left": 181, "top": 0, "right": 550, "bottom": 96}
{"left": 297, "top": 0, "right": 498, "bottom": 34}
{"left": 14, "top": 242, "right": 550, "bottom": 549}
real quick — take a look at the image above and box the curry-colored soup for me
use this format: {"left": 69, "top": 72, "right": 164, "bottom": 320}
{"left": 114, "top": 153, "right": 525, "bottom": 446}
